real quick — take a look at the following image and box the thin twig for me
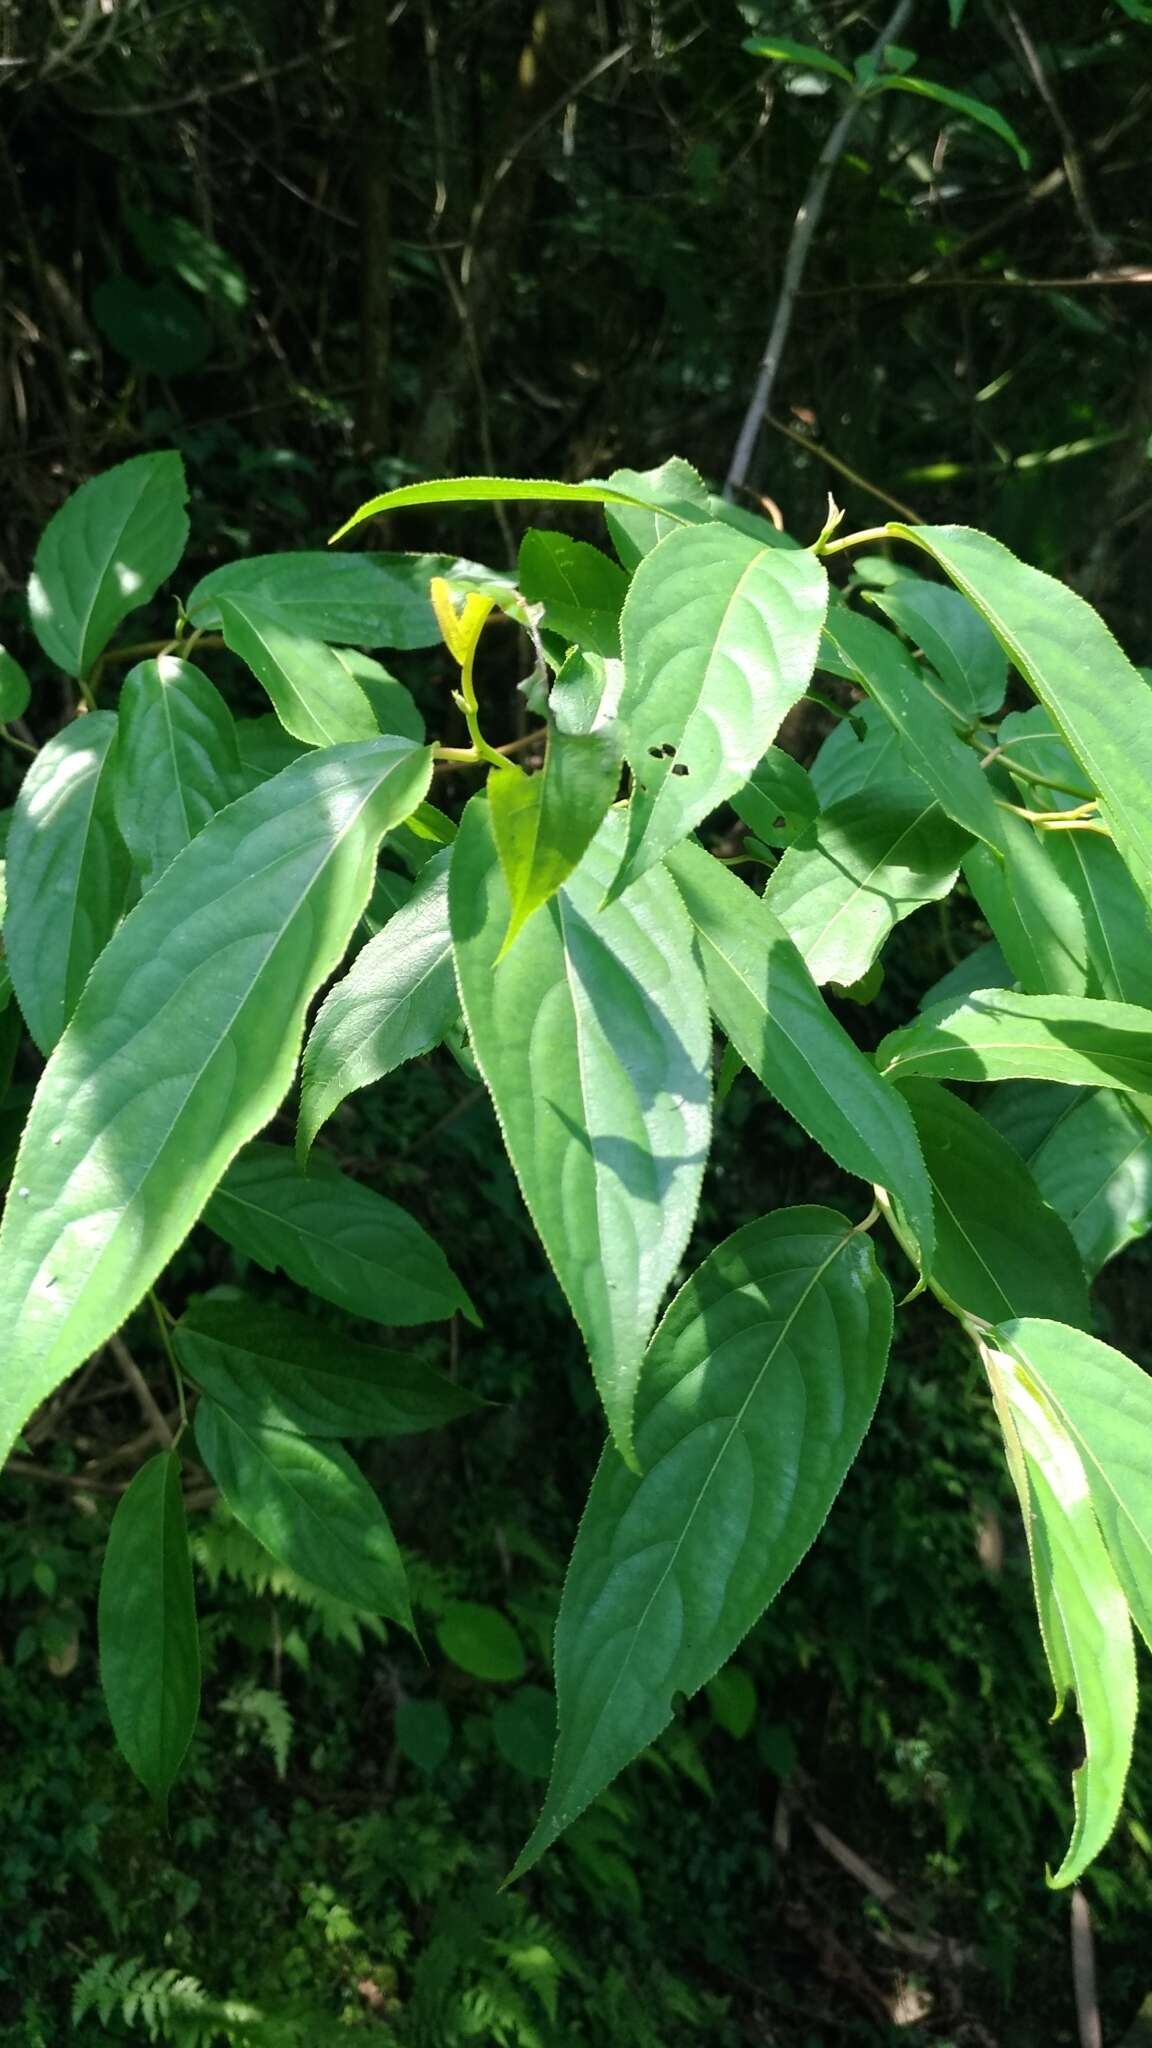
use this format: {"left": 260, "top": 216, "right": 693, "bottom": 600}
{"left": 5, "top": 1459, "right": 130, "bottom": 1497}
{"left": 1071, "top": 1889, "right": 1102, "bottom": 2048}
{"left": 724, "top": 0, "right": 915, "bottom": 500}
{"left": 764, "top": 415, "right": 926, "bottom": 523}
{"left": 1002, "top": 5, "right": 1111, "bottom": 264}
{"left": 108, "top": 1335, "right": 174, "bottom": 1448}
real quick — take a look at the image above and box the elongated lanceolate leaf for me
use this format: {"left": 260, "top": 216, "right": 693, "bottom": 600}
{"left": 764, "top": 787, "right": 970, "bottom": 987}
{"left": 879, "top": 988, "right": 1152, "bottom": 1110}
{"left": 331, "top": 474, "right": 707, "bottom": 546}
{"left": 518, "top": 531, "right": 629, "bottom": 657}
{"left": 608, "top": 525, "right": 827, "bottom": 896}
{"left": 205, "top": 1141, "right": 473, "bottom": 1328}
{"left": 1045, "top": 831, "right": 1152, "bottom": 1007}
{"left": 743, "top": 34, "right": 853, "bottom": 82}
{"left": 666, "top": 841, "right": 934, "bottom": 1267}
{"left": 0, "top": 736, "right": 431, "bottom": 1467}
{"left": 823, "top": 609, "right": 1004, "bottom": 851}
{"left": 28, "top": 451, "right": 188, "bottom": 677}
{"left": 98, "top": 1451, "right": 200, "bottom": 1803}
{"left": 115, "top": 656, "right": 244, "bottom": 888}
{"left": 298, "top": 849, "right": 457, "bottom": 1158}
{"left": 451, "top": 798, "right": 711, "bottom": 1462}
{"left": 874, "top": 73, "right": 1029, "bottom": 167}
{"left": 993, "top": 1318, "right": 1152, "bottom": 1652}
{"left": 174, "top": 1296, "right": 481, "bottom": 1438}
{"left": 488, "top": 716, "right": 622, "bottom": 956}
{"left": 892, "top": 1081, "right": 1089, "bottom": 1327}
{"left": 329, "top": 649, "right": 424, "bottom": 741}
{"left": 186, "top": 550, "right": 478, "bottom": 650}
{"left": 1016, "top": 1090, "right": 1152, "bottom": 1276}
{"left": 964, "top": 806, "right": 1090, "bottom": 997}
{"left": 217, "top": 596, "right": 380, "bottom": 747}
{"left": 511, "top": 1207, "right": 892, "bottom": 1876}
{"left": 867, "top": 582, "right": 1007, "bottom": 721}
{"left": 890, "top": 524, "right": 1152, "bottom": 908}
{"left": 984, "top": 1341, "right": 1136, "bottom": 1885}
{"left": 6, "top": 713, "right": 130, "bottom": 1053}
{"left": 194, "top": 1397, "right": 413, "bottom": 1627}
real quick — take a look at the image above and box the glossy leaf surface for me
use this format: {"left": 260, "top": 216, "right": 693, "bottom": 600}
{"left": 451, "top": 798, "right": 710, "bottom": 1460}
{"left": 28, "top": 451, "right": 188, "bottom": 677}
{"left": 194, "top": 1398, "right": 413, "bottom": 1626}
{"left": 0, "top": 736, "right": 431, "bottom": 1467}
{"left": 666, "top": 841, "right": 934, "bottom": 1266}
{"left": 512, "top": 1208, "right": 892, "bottom": 1875}
{"left": 217, "top": 597, "right": 380, "bottom": 747}
{"left": 186, "top": 549, "right": 471, "bottom": 649}
{"left": 331, "top": 474, "right": 704, "bottom": 545}
{"left": 610, "top": 525, "right": 827, "bottom": 895}
{"left": 98, "top": 1451, "right": 199, "bottom": 1803}
{"left": 518, "top": 531, "right": 629, "bottom": 657}
{"left": 205, "top": 1141, "right": 474, "bottom": 1328}
{"left": 175, "top": 1296, "right": 480, "bottom": 1437}
{"left": 6, "top": 713, "right": 130, "bottom": 1053}
{"left": 298, "top": 849, "right": 457, "bottom": 1157}
{"left": 602, "top": 459, "right": 712, "bottom": 570}
{"left": 115, "top": 656, "right": 243, "bottom": 888}
{"left": 879, "top": 988, "right": 1152, "bottom": 1108}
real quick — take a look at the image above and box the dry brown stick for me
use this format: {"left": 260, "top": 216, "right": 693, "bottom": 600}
{"left": 1002, "top": 4, "right": 1111, "bottom": 264}
{"left": 108, "top": 1335, "right": 174, "bottom": 1449}
{"left": 1071, "top": 1889, "right": 1102, "bottom": 2048}
{"left": 764, "top": 415, "right": 926, "bottom": 524}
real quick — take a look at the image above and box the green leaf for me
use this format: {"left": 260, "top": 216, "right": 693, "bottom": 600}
{"left": 450, "top": 798, "right": 711, "bottom": 1463}
{"left": 493, "top": 1687, "right": 558, "bottom": 1777}
{"left": 984, "top": 1339, "right": 1137, "bottom": 1883}
{"left": 609, "top": 525, "right": 828, "bottom": 895}
{"left": 518, "top": 531, "right": 629, "bottom": 657}
{"left": 186, "top": 550, "right": 473, "bottom": 650}
{"left": 867, "top": 582, "right": 1007, "bottom": 720}
{"left": 873, "top": 72, "right": 1029, "bottom": 165}
{"left": 742, "top": 35, "right": 853, "bottom": 83}
{"left": 438, "top": 1601, "right": 526, "bottom": 1682}
{"left": 331, "top": 474, "right": 706, "bottom": 546}
{"left": 217, "top": 597, "right": 380, "bottom": 748}
{"left": 395, "top": 1699, "right": 452, "bottom": 1772}
{"left": 603, "top": 459, "right": 713, "bottom": 571}
{"left": 1045, "top": 831, "right": 1152, "bottom": 1006}
{"left": 298, "top": 849, "right": 457, "bottom": 1158}
{"left": 98, "top": 1450, "right": 199, "bottom": 1803}
{"left": 964, "top": 808, "right": 1091, "bottom": 997}
{"left": 6, "top": 713, "right": 130, "bottom": 1053}
{"left": 28, "top": 451, "right": 188, "bottom": 678}
{"left": 125, "top": 206, "right": 247, "bottom": 308}
{"left": 115, "top": 657, "right": 244, "bottom": 889}
{"left": 706, "top": 1666, "right": 757, "bottom": 1740}
{"left": 763, "top": 787, "right": 970, "bottom": 987}
{"left": 511, "top": 1207, "right": 892, "bottom": 1876}
{"left": 0, "top": 646, "right": 31, "bottom": 722}
{"left": 823, "top": 609, "right": 1005, "bottom": 850}
{"left": 919, "top": 938, "right": 1012, "bottom": 1011}
{"left": 731, "top": 748, "right": 819, "bottom": 849}
{"left": 92, "top": 276, "right": 212, "bottom": 376}
{"left": 879, "top": 988, "right": 1152, "bottom": 1111}
{"left": 993, "top": 706, "right": 1093, "bottom": 806}
{"left": 194, "top": 1397, "right": 413, "bottom": 1627}
{"left": 891, "top": 1081, "right": 1090, "bottom": 1326}
{"left": 205, "top": 1141, "right": 474, "bottom": 1328}
{"left": 488, "top": 714, "right": 622, "bottom": 956}
{"left": 665, "top": 840, "right": 935, "bottom": 1268}
{"left": 808, "top": 699, "right": 922, "bottom": 807}
{"left": 329, "top": 649, "right": 424, "bottom": 741}
{"left": 234, "top": 713, "right": 307, "bottom": 790}
{"left": 890, "top": 524, "right": 1152, "bottom": 906}
{"left": 1003, "top": 1087, "right": 1152, "bottom": 1277}
{"left": 0, "top": 736, "right": 431, "bottom": 1467}
{"left": 174, "top": 1295, "right": 480, "bottom": 1437}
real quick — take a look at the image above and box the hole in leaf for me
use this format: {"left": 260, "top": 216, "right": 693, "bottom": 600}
{"left": 671, "top": 762, "right": 690, "bottom": 777}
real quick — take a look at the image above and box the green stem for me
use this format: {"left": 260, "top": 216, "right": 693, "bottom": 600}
{"left": 150, "top": 1291, "right": 188, "bottom": 1439}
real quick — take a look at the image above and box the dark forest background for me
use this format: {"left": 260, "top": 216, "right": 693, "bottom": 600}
{"left": 2, "top": 4, "right": 1152, "bottom": 2044}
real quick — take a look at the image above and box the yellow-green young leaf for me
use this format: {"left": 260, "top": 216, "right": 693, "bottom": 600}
{"left": 731, "top": 748, "right": 819, "bottom": 849}
{"left": 488, "top": 719, "right": 622, "bottom": 957}
{"left": 27, "top": 451, "right": 188, "bottom": 678}
{"left": 186, "top": 550, "right": 473, "bottom": 650}
{"left": 603, "top": 459, "right": 712, "bottom": 571}
{"left": 866, "top": 582, "right": 1007, "bottom": 721}
{"left": 217, "top": 596, "right": 380, "bottom": 748}
{"left": 609, "top": 525, "right": 828, "bottom": 897}
{"left": 823, "top": 610, "right": 1005, "bottom": 851}
{"left": 98, "top": 1450, "right": 199, "bottom": 1803}
{"left": 518, "top": 531, "right": 629, "bottom": 657}
{"left": 511, "top": 1207, "right": 892, "bottom": 1878}
{"left": 0, "top": 736, "right": 431, "bottom": 1468}
{"left": 174, "top": 1295, "right": 481, "bottom": 1437}
{"left": 874, "top": 73, "right": 1029, "bottom": 167}
{"left": 890, "top": 524, "right": 1152, "bottom": 907}
{"left": 438, "top": 1601, "right": 526, "bottom": 1682}
{"left": 330, "top": 474, "right": 707, "bottom": 546}
{"left": 764, "top": 787, "right": 970, "bottom": 988}
{"left": 450, "top": 798, "right": 711, "bottom": 1464}
{"left": 964, "top": 805, "right": 1091, "bottom": 997}
{"left": 0, "top": 646, "right": 31, "bottom": 722}
{"left": 298, "top": 848, "right": 457, "bottom": 1159}
{"left": 193, "top": 1397, "right": 413, "bottom": 1628}
{"left": 665, "top": 840, "right": 934, "bottom": 1268}
{"left": 879, "top": 988, "right": 1152, "bottom": 1113}
{"left": 206, "top": 1140, "right": 473, "bottom": 1328}
{"left": 115, "top": 656, "right": 244, "bottom": 888}
{"left": 984, "top": 1342, "right": 1136, "bottom": 1885}
{"left": 993, "top": 1319, "right": 1152, "bottom": 1652}
{"left": 6, "top": 714, "right": 131, "bottom": 1054}
{"left": 891, "top": 1081, "right": 1090, "bottom": 1327}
